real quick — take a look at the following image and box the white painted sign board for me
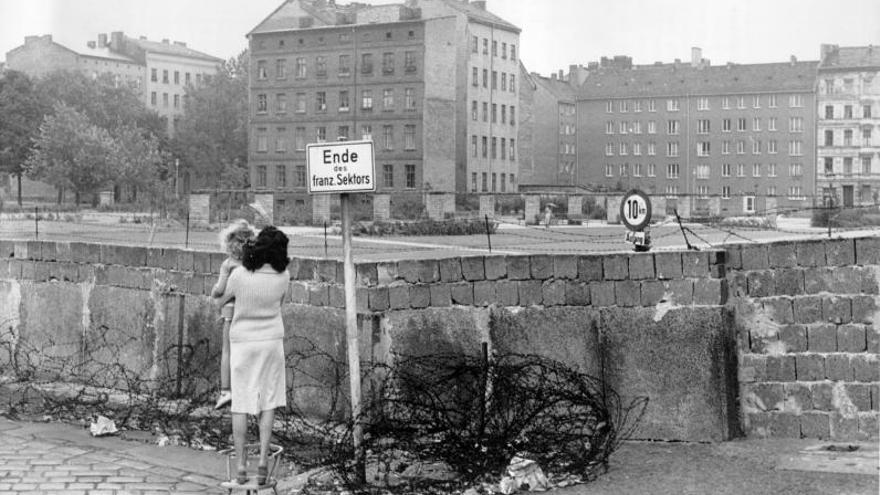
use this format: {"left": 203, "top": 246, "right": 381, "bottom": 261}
{"left": 306, "top": 140, "right": 375, "bottom": 194}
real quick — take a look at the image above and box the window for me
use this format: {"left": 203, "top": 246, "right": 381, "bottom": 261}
{"left": 404, "top": 125, "right": 415, "bottom": 150}
{"left": 619, "top": 100, "right": 628, "bottom": 113}
{"left": 338, "top": 91, "right": 349, "bottom": 112}
{"left": 666, "top": 163, "right": 680, "bottom": 179}
{"left": 788, "top": 186, "right": 804, "bottom": 200}
{"left": 316, "top": 92, "right": 327, "bottom": 112}
{"left": 825, "top": 130, "right": 834, "bottom": 146}
{"left": 501, "top": 73, "right": 507, "bottom": 91}
{"left": 256, "top": 128, "right": 268, "bottom": 152}
{"left": 316, "top": 126, "right": 326, "bottom": 142}
{"left": 472, "top": 101, "right": 479, "bottom": 121}
{"left": 361, "top": 53, "right": 373, "bottom": 74}
{"left": 163, "top": 70, "right": 169, "bottom": 84}
{"left": 405, "top": 165, "right": 415, "bottom": 189}
{"left": 753, "top": 95, "right": 761, "bottom": 108}
{"left": 510, "top": 45, "right": 516, "bottom": 59}
{"left": 648, "top": 99, "right": 656, "bottom": 112}
{"left": 491, "top": 71, "right": 497, "bottom": 89}
{"left": 405, "top": 51, "right": 416, "bottom": 73}
{"left": 753, "top": 163, "right": 761, "bottom": 177}
{"left": 737, "top": 96, "right": 745, "bottom": 109}
{"left": 632, "top": 121, "right": 641, "bottom": 134}
{"left": 472, "top": 36, "right": 478, "bottom": 53}
{"left": 743, "top": 195, "right": 755, "bottom": 214}
{"left": 339, "top": 55, "right": 351, "bottom": 76}
{"left": 361, "top": 125, "right": 372, "bottom": 140}
{"left": 697, "top": 119, "right": 710, "bottom": 134}
{"left": 492, "top": 40, "right": 497, "bottom": 56}
{"left": 634, "top": 100, "right": 642, "bottom": 113}
{"left": 633, "top": 163, "right": 642, "bottom": 176}
{"left": 647, "top": 142, "right": 656, "bottom": 155}
{"left": 606, "top": 101, "right": 614, "bottom": 113}
{"left": 276, "top": 93, "right": 288, "bottom": 113}
{"left": 619, "top": 121, "right": 628, "bottom": 134}
{"left": 510, "top": 74, "right": 516, "bottom": 93}
{"left": 863, "top": 156, "right": 872, "bottom": 175}
{"left": 383, "top": 89, "right": 394, "bottom": 110}
{"left": 501, "top": 138, "right": 506, "bottom": 159}
{"left": 752, "top": 140, "right": 761, "bottom": 154}
{"left": 481, "top": 172, "right": 488, "bottom": 192}
{"left": 482, "top": 102, "right": 488, "bottom": 122}
{"left": 482, "top": 136, "right": 488, "bottom": 157}
{"left": 257, "top": 94, "right": 267, "bottom": 113}
{"left": 788, "top": 140, "right": 802, "bottom": 156}
{"left": 382, "top": 52, "right": 394, "bottom": 74}
{"left": 697, "top": 141, "right": 710, "bottom": 157}
{"left": 697, "top": 185, "right": 709, "bottom": 198}
{"left": 483, "top": 38, "right": 488, "bottom": 55}
{"left": 789, "top": 94, "right": 803, "bottom": 107}
{"left": 483, "top": 69, "right": 488, "bottom": 88}
{"left": 501, "top": 105, "right": 507, "bottom": 124}
{"left": 275, "top": 129, "right": 286, "bottom": 152}
{"left": 472, "top": 67, "right": 479, "bottom": 86}
{"left": 605, "top": 164, "right": 613, "bottom": 177}
{"left": 737, "top": 118, "right": 747, "bottom": 131}
{"left": 471, "top": 173, "right": 477, "bottom": 192}
{"left": 667, "top": 120, "right": 679, "bottom": 135}
{"left": 864, "top": 127, "right": 873, "bottom": 144}
{"left": 151, "top": 68, "right": 158, "bottom": 82}
{"left": 383, "top": 125, "right": 394, "bottom": 150}
{"left": 768, "top": 94, "right": 777, "bottom": 108}
{"left": 295, "top": 93, "right": 306, "bottom": 113}
{"left": 824, "top": 157, "right": 834, "bottom": 175}
{"left": 696, "top": 163, "right": 710, "bottom": 179}
{"left": 491, "top": 137, "right": 497, "bottom": 158}
{"left": 844, "top": 105, "right": 853, "bottom": 119}
{"left": 383, "top": 164, "right": 394, "bottom": 188}
{"left": 174, "top": 71, "right": 180, "bottom": 84}
{"left": 295, "top": 165, "right": 306, "bottom": 187}
{"left": 619, "top": 142, "right": 627, "bottom": 155}
{"left": 492, "top": 103, "right": 497, "bottom": 123}
{"left": 256, "top": 166, "right": 267, "bottom": 188}
{"left": 789, "top": 117, "right": 803, "bottom": 132}
{"left": 648, "top": 163, "right": 656, "bottom": 176}
{"left": 768, "top": 140, "right": 777, "bottom": 154}
{"left": 606, "top": 121, "right": 614, "bottom": 134}
{"left": 404, "top": 88, "right": 416, "bottom": 111}
{"left": 722, "top": 118, "right": 732, "bottom": 132}
{"left": 185, "top": 72, "right": 191, "bottom": 85}
{"left": 150, "top": 91, "right": 157, "bottom": 105}
{"left": 294, "top": 127, "right": 305, "bottom": 150}
{"left": 633, "top": 142, "right": 641, "bottom": 155}
{"left": 276, "top": 59, "right": 287, "bottom": 79}
{"left": 721, "top": 141, "right": 730, "bottom": 155}
{"left": 722, "top": 163, "right": 732, "bottom": 177}
{"left": 768, "top": 163, "right": 777, "bottom": 177}
{"left": 619, "top": 164, "right": 629, "bottom": 177}
{"left": 666, "top": 99, "right": 679, "bottom": 111}
{"left": 721, "top": 97, "right": 730, "bottom": 109}
{"left": 337, "top": 125, "right": 349, "bottom": 141}
{"left": 825, "top": 105, "right": 834, "bottom": 119}
{"left": 295, "top": 57, "right": 306, "bottom": 78}
{"left": 667, "top": 141, "right": 679, "bottom": 157}
{"left": 647, "top": 121, "right": 656, "bottom": 134}
{"left": 162, "top": 93, "right": 169, "bottom": 107}
{"left": 606, "top": 142, "right": 614, "bottom": 156}
{"left": 844, "top": 130, "right": 853, "bottom": 146}
{"left": 753, "top": 118, "right": 761, "bottom": 131}
{"left": 500, "top": 173, "right": 506, "bottom": 192}
{"left": 864, "top": 105, "right": 873, "bottom": 118}
{"left": 768, "top": 117, "right": 777, "bottom": 131}
{"left": 275, "top": 165, "right": 286, "bottom": 188}
{"left": 316, "top": 56, "right": 327, "bottom": 77}
{"left": 471, "top": 135, "right": 478, "bottom": 157}
{"left": 697, "top": 97, "right": 710, "bottom": 110}
{"left": 722, "top": 186, "right": 731, "bottom": 199}
{"left": 509, "top": 139, "right": 516, "bottom": 160}
{"left": 737, "top": 140, "right": 745, "bottom": 154}
{"left": 844, "top": 78, "right": 854, "bottom": 92}
{"left": 362, "top": 90, "right": 373, "bottom": 110}
{"left": 789, "top": 163, "right": 803, "bottom": 177}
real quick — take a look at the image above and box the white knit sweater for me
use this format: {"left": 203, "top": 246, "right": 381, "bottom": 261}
{"left": 217, "top": 265, "right": 288, "bottom": 343}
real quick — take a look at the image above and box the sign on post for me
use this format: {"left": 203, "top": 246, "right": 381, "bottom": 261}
{"left": 620, "top": 189, "right": 652, "bottom": 252}
{"left": 307, "top": 140, "right": 376, "bottom": 193}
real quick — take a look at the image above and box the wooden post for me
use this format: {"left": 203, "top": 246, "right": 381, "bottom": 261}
{"left": 341, "top": 193, "right": 365, "bottom": 482}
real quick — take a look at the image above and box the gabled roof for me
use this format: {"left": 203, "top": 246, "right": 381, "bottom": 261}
{"left": 250, "top": 0, "right": 334, "bottom": 35}
{"left": 434, "top": 0, "right": 519, "bottom": 33}
{"left": 78, "top": 45, "right": 138, "bottom": 63}
{"left": 534, "top": 74, "right": 577, "bottom": 100}
{"left": 128, "top": 37, "right": 222, "bottom": 62}
{"left": 819, "top": 45, "right": 880, "bottom": 71}
{"left": 577, "top": 61, "right": 819, "bottom": 99}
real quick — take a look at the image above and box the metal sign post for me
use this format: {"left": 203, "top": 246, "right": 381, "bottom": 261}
{"left": 307, "top": 140, "right": 375, "bottom": 483}
{"left": 620, "top": 189, "right": 653, "bottom": 252}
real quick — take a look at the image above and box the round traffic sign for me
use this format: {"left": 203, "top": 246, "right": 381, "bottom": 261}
{"left": 620, "top": 189, "right": 652, "bottom": 231}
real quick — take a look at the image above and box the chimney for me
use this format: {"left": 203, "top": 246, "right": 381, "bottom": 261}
{"left": 691, "top": 46, "right": 702, "bottom": 67}
{"left": 820, "top": 43, "right": 838, "bottom": 61}
{"left": 550, "top": 72, "right": 557, "bottom": 80}
{"left": 790, "top": 55, "right": 797, "bottom": 65}
{"left": 173, "top": 41, "right": 187, "bottom": 47}
{"left": 162, "top": 38, "right": 169, "bottom": 44}
{"left": 139, "top": 36, "right": 147, "bottom": 40}
{"left": 25, "top": 35, "right": 39, "bottom": 44}
{"left": 98, "top": 33, "right": 107, "bottom": 47}
{"left": 87, "top": 41, "right": 96, "bottom": 49}
{"left": 558, "top": 69, "right": 564, "bottom": 80}
{"left": 110, "top": 31, "right": 124, "bottom": 51}
{"left": 472, "top": 0, "right": 486, "bottom": 9}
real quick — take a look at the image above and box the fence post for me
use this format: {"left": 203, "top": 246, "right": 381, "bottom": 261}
{"left": 484, "top": 215, "right": 493, "bottom": 253}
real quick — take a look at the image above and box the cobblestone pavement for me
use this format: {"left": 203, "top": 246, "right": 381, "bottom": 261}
{"left": 0, "top": 418, "right": 228, "bottom": 494}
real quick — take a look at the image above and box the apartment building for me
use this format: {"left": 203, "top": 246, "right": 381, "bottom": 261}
{"left": 5, "top": 32, "right": 222, "bottom": 136}
{"left": 816, "top": 44, "right": 880, "bottom": 207}
{"left": 576, "top": 49, "right": 818, "bottom": 217}
{"left": 246, "top": 0, "right": 520, "bottom": 198}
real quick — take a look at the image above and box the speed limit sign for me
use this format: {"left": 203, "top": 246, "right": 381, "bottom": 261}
{"left": 620, "top": 189, "right": 652, "bottom": 231}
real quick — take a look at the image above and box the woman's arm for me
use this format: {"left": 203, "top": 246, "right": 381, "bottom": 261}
{"left": 213, "top": 261, "right": 238, "bottom": 306}
{"left": 211, "top": 258, "right": 237, "bottom": 298}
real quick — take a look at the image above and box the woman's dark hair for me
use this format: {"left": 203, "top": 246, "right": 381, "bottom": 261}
{"left": 242, "top": 226, "right": 290, "bottom": 273}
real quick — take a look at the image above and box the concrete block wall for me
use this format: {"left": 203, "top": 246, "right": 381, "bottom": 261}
{"left": 727, "top": 238, "right": 879, "bottom": 441}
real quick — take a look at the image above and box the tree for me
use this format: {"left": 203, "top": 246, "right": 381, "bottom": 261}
{"left": 26, "top": 103, "right": 116, "bottom": 204}
{"left": 0, "top": 70, "right": 47, "bottom": 205}
{"left": 111, "top": 123, "right": 172, "bottom": 209}
{"left": 174, "top": 50, "right": 249, "bottom": 190}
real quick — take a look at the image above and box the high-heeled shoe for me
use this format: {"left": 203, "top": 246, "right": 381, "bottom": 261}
{"left": 235, "top": 468, "right": 248, "bottom": 485}
{"left": 256, "top": 465, "right": 268, "bottom": 485}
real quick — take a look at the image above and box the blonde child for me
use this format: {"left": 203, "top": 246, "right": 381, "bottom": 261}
{"left": 211, "top": 219, "right": 256, "bottom": 409}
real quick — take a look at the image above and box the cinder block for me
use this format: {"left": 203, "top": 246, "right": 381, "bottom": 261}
{"left": 740, "top": 354, "right": 767, "bottom": 382}
{"left": 530, "top": 255, "right": 554, "bottom": 280}
{"left": 858, "top": 414, "right": 879, "bottom": 440}
{"left": 590, "top": 281, "right": 616, "bottom": 307}
{"left": 315, "top": 260, "right": 337, "bottom": 283}
{"left": 768, "top": 242, "right": 797, "bottom": 268}
{"left": 796, "top": 241, "right": 826, "bottom": 267}
{"left": 725, "top": 245, "right": 743, "bottom": 270}
{"left": 807, "top": 324, "right": 837, "bottom": 352}
{"left": 747, "top": 271, "right": 775, "bottom": 297}
{"left": 377, "top": 262, "right": 398, "bottom": 285}
{"left": 308, "top": 284, "right": 329, "bottom": 306}
{"left": 329, "top": 284, "right": 345, "bottom": 308}
{"left": 497, "top": 281, "right": 518, "bottom": 306}
{"left": 750, "top": 383, "right": 784, "bottom": 411}
{"left": 565, "top": 281, "right": 590, "bottom": 306}
{"left": 147, "top": 248, "right": 177, "bottom": 270}
{"left": 682, "top": 251, "right": 710, "bottom": 277}
{"left": 852, "top": 355, "right": 880, "bottom": 382}
{"left": 418, "top": 261, "right": 440, "bottom": 284}
{"left": 553, "top": 255, "right": 578, "bottom": 280}
{"left": 845, "top": 384, "right": 872, "bottom": 411}
{"left": 389, "top": 285, "right": 409, "bottom": 309}
{"left": 640, "top": 280, "right": 665, "bottom": 306}
{"left": 397, "top": 260, "right": 420, "bottom": 283}
{"left": 855, "top": 237, "right": 880, "bottom": 265}
{"left": 793, "top": 296, "right": 823, "bottom": 324}
{"left": 851, "top": 296, "right": 876, "bottom": 324}
{"left": 746, "top": 412, "right": 772, "bottom": 438}
{"left": 795, "top": 355, "right": 825, "bottom": 381}
{"left": 749, "top": 327, "right": 778, "bottom": 353}
{"left": 825, "top": 239, "right": 856, "bottom": 266}
{"left": 176, "top": 250, "right": 195, "bottom": 272}
{"left": 872, "top": 385, "right": 880, "bottom": 411}
{"left": 473, "top": 281, "right": 496, "bottom": 307}
{"left": 615, "top": 281, "right": 640, "bottom": 307}
{"left": 429, "top": 284, "right": 452, "bottom": 307}
{"left": 807, "top": 266, "right": 861, "bottom": 294}
{"left": 356, "top": 263, "right": 379, "bottom": 286}
{"left": 628, "top": 254, "right": 655, "bottom": 280}
{"left": 868, "top": 326, "right": 880, "bottom": 354}
{"left": 369, "top": 287, "right": 389, "bottom": 311}
{"left": 768, "top": 413, "right": 801, "bottom": 438}
{"left": 409, "top": 285, "right": 431, "bottom": 309}
{"left": 39, "top": 242, "right": 57, "bottom": 261}
{"left": 783, "top": 383, "right": 813, "bottom": 412}
{"left": 830, "top": 413, "right": 859, "bottom": 441}
{"left": 188, "top": 273, "right": 207, "bottom": 294}
{"left": 741, "top": 245, "right": 770, "bottom": 271}
{"left": 823, "top": 297, "right": 852, "bottom": 324}
{"left": 70, "top": 242, "right": 101, "bottom": 264}
{"left": 774, "top": 268, "right": 805, "bottom": 296}
{"left": 437, "top": 258, "right": 462, "bottom": 283}
{"left": 0, "top": 240, "right": 14, "bottom": 258}
{"left": 666, "top": 279, "right": 694, "bottom": 305}
{"left": 542, "top": 280, "right": 566, "bottom": 306}
{"left": 484, "top": 256, "right": 507, "bottom": 280}
{"left": 24, "top": 241, "right": 41, "bottom": 260}
{"left": 32, "top": 261, "right": 52, "bottom": 282}
{"left": 837, "top": 324, "right": 867, "bottom": 352}
{"left": 693, "top": 278, "right": 724, "bottom": 305}
{"left": 356, "top": 287, "right": 369, "bottom": 313}
{"left": 825, "top": 354, "right": 853, "bottom": 381}
{"left": 602, "top": 255, "right": 628, "bottom": 281}
{"left": 192, "top": 251, "right": 212, "bottom": 274}
{"left": 728, "top": 272, "right": 747, "bottom": 298}
{"left": 577, "top": 256, "right": 603, "bottom": 281}
{"left": 507, "top": 256, "right": 531, "bottom": 280}
{"left": 18, "top": 260, "right": 34, "bottom": 280}
{"left": 54, "top": 262, "right": 79, "bottom": 283}
{"left": 209, "top": 252, "right": 227, "bottom": 274}
{"left": 461, "top": 257, "right": 485, "bottom": 281}
{"left": 811, "top": 383, "right": 834, "bottom": 411}
{"left": 860, "top": 268, "right": 879, "bottom": 294}
{"left": 518, "top": 280, "right": 543, "bottom": 306}
{"left": 54, "top": 242, "right": 72, "bottom": 262}
{"left": 450, "top": 282, "right": 473, "bottom": 306}
{"left": 778, "top": 325, "right": 807, "bottom": 352}
{"left": 764, "top": 298, "right": 794, "bottom": 324}
{"left": 800, "top": 412, "right": 830, "bottom": 439}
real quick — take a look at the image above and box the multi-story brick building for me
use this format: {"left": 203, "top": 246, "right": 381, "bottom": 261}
{"left": 246, "top": 0, "right": 520, "bottom": 205}
{"left": 576, "top": 49, "right": 818, "bottom": 217}
{"left": 5, "top": 32, "right": 222, "bottom": 136}
{"left": 816, "top": 44, "right": 880, "bottom": 207}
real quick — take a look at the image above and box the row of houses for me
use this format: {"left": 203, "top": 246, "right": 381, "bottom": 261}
{"left": 246, "top": 0, "right": 880, "bottom": 217}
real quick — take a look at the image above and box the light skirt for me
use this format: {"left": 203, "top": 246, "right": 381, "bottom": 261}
{"left": 230, "top": 338, "right": 286, "bottom": 415}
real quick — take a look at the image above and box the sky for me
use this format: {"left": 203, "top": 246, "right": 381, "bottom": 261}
{"left": 1, "top": 0, "right": 879, "bottom": 76}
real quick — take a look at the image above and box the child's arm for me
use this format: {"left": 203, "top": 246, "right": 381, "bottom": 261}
{"left": 211, "top": 258, "right": 238, "bottom": 299}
